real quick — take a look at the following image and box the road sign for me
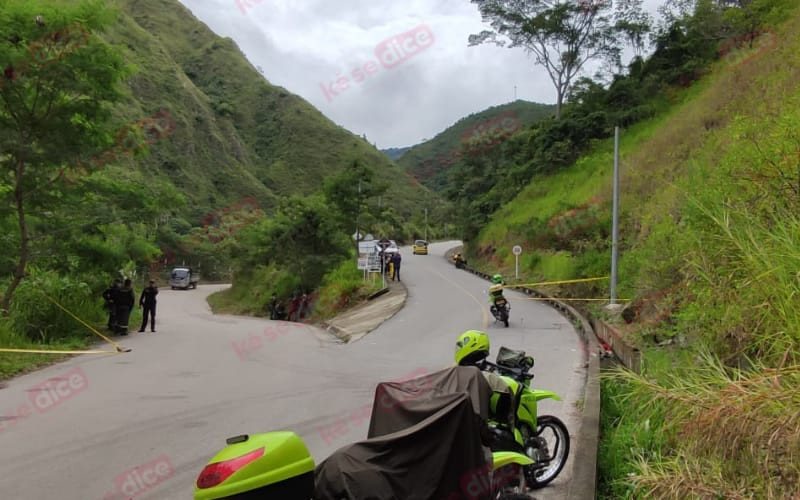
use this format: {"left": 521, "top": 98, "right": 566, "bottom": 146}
{"left": 512, "top": 245, "right": 522, "bottom": 279}
{"left": 367, "top": 254, "right": 382, "bottom": 272}
{"left": 359, "top": 240, "right": 377, "bottom": 254}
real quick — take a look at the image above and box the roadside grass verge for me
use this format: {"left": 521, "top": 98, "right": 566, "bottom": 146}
{"left": 208, "top": 258, "right": 383, "bottom": 323}
{"left": 0, "top": 319, "right": 89, "bottom": 380}
{"left": 307, "top": 259, "right": 384, "bottom": 322}
{"left": 607, "top": 352, "right": 800, "bottom": 498}
{"left": 0, "top": 270, "right": 136, "bottom": 380}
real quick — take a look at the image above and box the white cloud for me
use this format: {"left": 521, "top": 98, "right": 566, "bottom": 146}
{"left": 177, "top": 0, "right": 668, "bottom": 148}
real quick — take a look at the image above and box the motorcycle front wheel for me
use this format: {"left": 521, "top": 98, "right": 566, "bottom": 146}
{"left": 521, "top": 415, "right": 570, "bottom": 488}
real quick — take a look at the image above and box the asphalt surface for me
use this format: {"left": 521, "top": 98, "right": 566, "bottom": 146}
{"left": 0, "top": 241, "right": 587, "bottom": 499}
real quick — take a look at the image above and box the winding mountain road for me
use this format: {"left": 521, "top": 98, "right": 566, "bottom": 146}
{"left": 0, "top": 241, "right": 587, "bottom": 499}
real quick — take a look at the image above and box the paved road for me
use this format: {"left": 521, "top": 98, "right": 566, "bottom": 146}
{"left": 0, "top": 241, "right": 587, "bottom": 499}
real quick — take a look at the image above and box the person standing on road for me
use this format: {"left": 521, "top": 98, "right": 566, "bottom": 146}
{"left": 115, "top": 279, "right": 135, "bottom": 335}
{"left": 269, "top": 294, "right": 278, "bottom": 320}
{"left": 391, "top": 252, "right": 402, "bottom": 281}
{"left": 298, "top": 292, "right": 309, "bottom": 321}
{"left": 286, "top": 293, "right": 297, "bottom": 321}
{"left": 102, "top": 278, "right": 121, "bottom": 331}
{"left": 138, "top": 279, "right": 158, "bottom": 333}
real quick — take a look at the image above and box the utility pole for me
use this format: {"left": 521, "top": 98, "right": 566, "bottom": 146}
{"left": 424, "top": 208, "right": 428, "bottom": 241}
{"left": 355, "top": 179, "right": 362, "bottom": 254}
{"left": 610, "top": 126, "right": 620, "bottom": 304}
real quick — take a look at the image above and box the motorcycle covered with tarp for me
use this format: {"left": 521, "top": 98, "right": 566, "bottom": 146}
{"left": 194, "top": 366, "right": 535, "bottom": 499}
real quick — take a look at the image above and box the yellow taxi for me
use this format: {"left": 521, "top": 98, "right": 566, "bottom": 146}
{"left": 412, "top": 240, "right": 429, "bottom": 255}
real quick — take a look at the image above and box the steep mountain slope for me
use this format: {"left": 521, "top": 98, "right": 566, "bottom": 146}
{"left": 396, "top": 100, "right": 555, "bottom": 190}
{"left": 100, "top": 0, "right": 434, "bottom": 223}
{"left": 468, "top": 4, "right": 800, "bottom": 498}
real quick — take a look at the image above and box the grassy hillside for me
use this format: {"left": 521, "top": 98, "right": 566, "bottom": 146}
{"left": 469, "top": 3, "right": 800, "bottom": 498}
{"left": 396, "top": 100, "right": 555, "bottom": 191}
{"left": 103, "top": 0, "right": 436, "bottom": 224}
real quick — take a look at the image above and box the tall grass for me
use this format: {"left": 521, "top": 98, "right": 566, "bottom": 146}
{"left": 7, "top": 267, "right": 107, "bottom": 343}
{"left": 611, "top": 353, "right": 800, "bottom": 498}
{"left": 307, "top": 258, "right": 383, "bottom": 322}
{"left": 208, "top": 257, "right": 382, "bottom": 321}
{"left": 598, "top": 22, "right": 800, "bottom": 497}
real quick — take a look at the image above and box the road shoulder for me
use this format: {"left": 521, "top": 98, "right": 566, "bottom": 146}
{"left": 320, "top": 280, "right": 407, "bottom": 343}
{"left": 446, "top": 245, "right": 600, "bottom": 499}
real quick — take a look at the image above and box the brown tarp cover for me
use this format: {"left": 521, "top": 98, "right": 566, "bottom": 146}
{"left": 368, "top": 365, "right": 492, "bottom": 438}
{"left": 313, "top": 366, "right": 495, "bottom": 500}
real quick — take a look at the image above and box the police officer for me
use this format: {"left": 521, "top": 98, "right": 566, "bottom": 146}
{"left": 115, "top": 279, "right": 135, "bottom": 335}
{"left": 138, "top": 279, "right": 158, "bottom": 333}
{"left": 102, "top": 279, "right": 121, "bottom": 331}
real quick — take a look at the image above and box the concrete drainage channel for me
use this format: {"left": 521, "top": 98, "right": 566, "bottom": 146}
{"left": 445, "top": 246, "right": 600, "bottom": 499}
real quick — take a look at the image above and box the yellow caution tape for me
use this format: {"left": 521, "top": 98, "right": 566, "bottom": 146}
{"left": 0, "top": 348, "right": 120, "bottom": 355}
{"left": 503, "top": 276, "right": 609, "bottom": 288}
{"left": 42, "top": 294, "right": 131, "bottom": 353}
{"left": 510, "top": 297, "right": 631, "bottom": 302}
{"left": 0, "top": 293, "right": 131, "bottom": 355}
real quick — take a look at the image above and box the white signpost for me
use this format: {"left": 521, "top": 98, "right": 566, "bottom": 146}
{"left": 512, "top": 245, "right": 522, "bottom": 279}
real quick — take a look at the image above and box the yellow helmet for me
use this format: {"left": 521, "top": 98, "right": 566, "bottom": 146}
{"left": 454, "top": 330, "right": 490, "bottom": 366}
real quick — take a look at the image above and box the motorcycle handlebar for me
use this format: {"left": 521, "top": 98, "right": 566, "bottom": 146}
{"left": 481, "top": 359, "right": 534, "bottom": 381}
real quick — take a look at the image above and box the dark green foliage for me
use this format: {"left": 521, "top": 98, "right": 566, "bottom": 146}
{"left": 228, "top": 194, "right": 352, "bottom": 305}
{"left": 323, "top": 159, "right": 388, "bottom": 236}
{"left": 8, "top": 268, "right": 106, "bottom": 343}
{"left": 0, "top": 0, "right": 131, "bottom": 312}
{"left": 397, "top": 100, "right": 555, "bottom": 192}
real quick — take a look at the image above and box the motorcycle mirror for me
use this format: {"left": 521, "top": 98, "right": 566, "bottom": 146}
{"left": 226, "top": 434, "right": 249, "bottom": 445}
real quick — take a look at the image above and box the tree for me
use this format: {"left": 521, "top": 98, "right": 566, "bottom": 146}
{"left": 322, "top": 159, "right": 388, "bottom": 247}
{"left": 233, "top": 195, "right": 352, "bottom": 291}
{"left": 468, "top": 0, "right": 650, "bottom": 118}
{"left": 0, "top": 1, "right": 129, "bottom": 312}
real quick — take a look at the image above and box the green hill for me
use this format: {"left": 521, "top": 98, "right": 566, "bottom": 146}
{"left": 103, "top": 0, "right": 435, "bottom": 222}
{"left": 382, "top": 146, "right": 412, "bottom": 161}
{"left": 463, "top": 1, "right": 800, "bottom": 497}
{"left": 396, "top": 100, "right": 555, "bottom": 191}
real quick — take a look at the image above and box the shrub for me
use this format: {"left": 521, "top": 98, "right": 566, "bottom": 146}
{"left": 9, "top": 268, "right": 105, "bottom": 343}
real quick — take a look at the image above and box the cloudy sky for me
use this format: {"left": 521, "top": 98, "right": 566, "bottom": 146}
{"left": 176, "top": 0, "right": 666, "bottom": 149}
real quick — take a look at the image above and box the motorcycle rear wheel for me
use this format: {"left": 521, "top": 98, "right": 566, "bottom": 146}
{"left": 521, "top": 415, "right": 570, "bottom": 488}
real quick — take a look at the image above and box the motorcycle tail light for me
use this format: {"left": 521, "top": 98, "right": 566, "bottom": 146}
{"left": 196, "top": 447, "right": 265, "bottom": 489}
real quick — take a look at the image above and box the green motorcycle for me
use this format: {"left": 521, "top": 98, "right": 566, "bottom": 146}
{"left": 193, "top": 366, "right": 537, "bottom": 499}
{"left": 479, "top": 347, "right": 570, "bottom": 489}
